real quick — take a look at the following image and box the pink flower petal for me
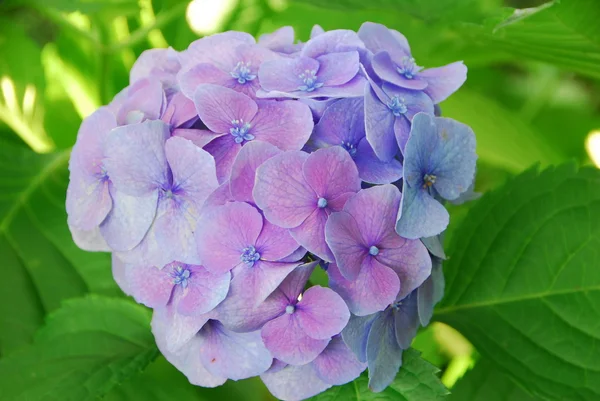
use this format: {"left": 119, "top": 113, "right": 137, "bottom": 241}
{"left": 256, "top": 220, "right": 300, "bottom": 262}
{"left": 295, "top": 286, "right": 350, "bottom": 340}
{"left": 325, "top": 210, "right": 368, "bottom": 280}
{"left": 251, "top": 100, "right": 313, "bottom": 151}
{"left": 196, "top": 202, "right": 263, "bottom": 274}
{"left": 253, "top": 151, "right": 316, "bottom": 228}
{"left": 312, "top": 335, "right": 367, "bottom": 385}
{"left": 126, "top": 263, "right": 173, "bottom": 308}
{"left": 303, "top": 146, "right": 360, "bottom": 200}
{"left": 289, "top": 208, "right": 333, "bottom": 261}
{"left": 177, "top": 265, "right": 231, "bottom": 316}
{"left": 194, "top": 84, "right": 258, "bottom": 133}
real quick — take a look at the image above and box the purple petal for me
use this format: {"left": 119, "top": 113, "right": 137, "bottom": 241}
{"left": 166, "top": 136, "right": 219, "bottom": 208}
{"left": 172, "top": 128, "right": 223, "bottom": 148}
{"left": 126, "top": 263, "right": 173, "bottom": 308}
{"left": 312, "top": 97, "right": 364, "bottom": 149}
{"left": 70, "top": 107, "right": 116, "bottom": 175}
{"left": 178, "top": 63, "right": 232, "bottom": 99}
{"left": 393, "top": 292, "right": 420, "bottom": 349}
{"left": 301, "top": 29, "right": 364, "bottom": 59}
{"left": 382, "top": 82, "right": 434, "bottom": 119}
{"left": 358, "top": 22, "right": 411, "bottom": 61}
{"left": 70, "top": 226, "right": 110, "bottom": 252}
{"left": 251, "top": 100, "right": 314, "bottom": 150}
{"left": 311, "top": 25, "right": 325, "bottom": 38}
{"left": 279, "top": 247, "right": 307, "bottom": 262}
{"left": 66, "top": 170, "right": 112, "bottom": 231}
{"left": 152, "top": 307, "right": 226, "bottom": 387}
{"left": 328, "top": 258, "right": 400, "bottom": 316}
{"left": 203, "top": 181, "right": 233, "bottom": 209}
{"left": 232, "top": 260, "right": 300, "bottom": 304}
{"left": 151, "top": 302, "right": 210, "bottom": 353}
{"left": 194, "top": 84, "right": 258, "bottom": 133}
{"left": 253, "top": 151, "right": 315, "bottom": 228}
{"left": 258, "top": 26, "right": 295, "bottom": 52}
{"left": 261, "top": 363, "right": 331, "bottom": 401}
{"left": 197, "top": 321, "right": 272, "bottom": 380}
{"left": 179, "top": 32, "right": 255, "bottom": 70}
{"left": 196, "top": 202, "right": 263, "bottom": 274}
{"left": 394, "top": 116, "right": 411, "bottom": 153}
{"left": 130, "top": 47, "right": 180, "bottom": 86}
{"left": 261, "top": 313, "right": 329, "bottom": 365}
{"left": 278, "top": 261, "right": 318, "bottom": 301}
{"left": 116, "top": 79, "right": 165, "bottom": 125}
{"left": 354, "top": 138, "right": 403, "bottom": 184}
{"left": 304, "top": 74, "right": 366, "bottom": 98}
{"left": 161, "top": 91, "right": 198, "bottom": 128}
{"left": 343, "top": 185, "right": 400, "bottom": 245}
{"left": 417, "top": 260, "right": 444, "bottom": 326}
{"left": 99, "top": 185, "right": 158, "bottom": 251}
{"left": 377, "top": 233, "right": 432, "bottom": 300}
{"left": 421, "top": 61, "right": 467, "bottom": 103}
{"left": 341, "top": 313, "right": 378, "bottom": 363}
{"left": 324, "top": 211, "right": 368, "bottom": 280}
{"left": 312, "top": 335, "right": 367, "bottom": 385}
{"left": 372, "top": 52, "right": 427, "bottom": 90}
{"left": 259, "top": 57, "right": 320, "bottom": 93}
{"left": 303, "top": 146, "right": 361, "bottom": 200}
{"left": 364, "top": 82, "right": 397, "bottom": 162}
{"left": 366, "top": 310, "right": 404, "bottom": 392}
{"left": 215, "top": 273, "right": 287, "bottom": 332}
{"left": 296, "top": 286, "right": 350, "bottom": 340}
{"left": 230, "top": 140, "right": 282, "bottom": 204}
{"left": 104, "top": 120, "right": 170, "bottom": 196}
{"left": 256, "top": 220, "right": 299, "bottom": 262}
{"left": 396, "top": 186, "right": 449, "bottom": 240}
{"left": 177, "top": 265, "right": 231, "bottom": 316}
{"left": 289, "top": 208, "right": 332, "bottom": 261}
{"left": 316, "top": 51, "right": 359, "bottom": 87}
{"left": 203, "top": 135, "right": 242, "bottom": 183}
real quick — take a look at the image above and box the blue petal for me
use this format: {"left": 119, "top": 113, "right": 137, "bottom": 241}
{"left": 341, "top": 313, "right": 378, "bottom": 363}
{"left": 421, "top": 235, "right": 446, "bottom": 260}
{"left": 393, "top": 291, "right": 420, "bottom": 349}
{"left": 396, "top": 185, "right": 449, "bottom": 240}
{"left": 417, "top": 258, "right": 445, "bottom": 326}
{"left": 366, "top": 309, "right": 404, "bottom": 392}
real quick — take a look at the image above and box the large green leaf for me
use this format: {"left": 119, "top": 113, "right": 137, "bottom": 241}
{"left": 0, "top": 296, "right": 158, "bottom": 401}
{"left": 450, "top": 359, "right": 538, "bottom": 401}
{"left": 311, "top": 349, "right": 448, "bottom": 401}
{"left": 435, "top": 164, "right": 600, "bottom": 401}
{"left": 0, "top": 141, "right": 116, "bottom": 356}
{"left": 473, "top": 0, "right": 600, "bottom": 80}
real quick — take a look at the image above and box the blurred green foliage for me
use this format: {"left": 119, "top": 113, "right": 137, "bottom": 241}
{"left": 0, "top": 0, "right": 599, "bottom": 400}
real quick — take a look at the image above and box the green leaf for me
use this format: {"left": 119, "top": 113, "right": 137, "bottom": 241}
{"left": 0, "top": 296, "right": 158, "bottom": 401}
{"left": 473, "top": 0, "right": 600, "bottom": 80}
{"left": 30, "top": 0, "right": 140, "bottom": 16}
{"left": 436, "top": 164, "right": 600, "bottom": 400}
{"left": 0, "top": 141, "right": 116, "bottom": 355}
{"left": 310, "top": 349, "right": 448, "bottom": 401}
{"left": 105, "top": 356, "right": 207, "bottom": 401}
{"left": 450, "top": 359, "right": 539, "bottom": 401}
{"left": 441, "top": 89, "right": 565, "bottom": 172}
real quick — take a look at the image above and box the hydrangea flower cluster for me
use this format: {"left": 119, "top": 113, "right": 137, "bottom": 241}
{"left": 67, "top": 22, "right": 477, "bottom": 401}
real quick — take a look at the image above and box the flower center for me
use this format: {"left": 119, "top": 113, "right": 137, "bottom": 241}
{"left": 317, "top": 197, "right": 328, "bottom": 208}
{"left": 423, "top": 173, "right": 437, "bottom": 188}
{"left": 241, "top": 245, "right": 261, "bottom": 266}
{"left": 230, "top": 61, "right": 256, "bottom": 84}
{"left": 285, "top": 305, "right": 295, "bottom": 314}
{"left": 230, "top": 119, "right": 254, "bottom": 144}
{"left": 171, "top": 265, "right": 191, "bottom": 288}
{"left": 298, "top": 70, "right": 324, "bottom": 92}
{"left": 342, "top": 141, "right": 358, "bottom": 157}
{"left": 387, "top": 96, "right": 408, "bottom": 116}
{"left": 396, "top": 57, "right": 422, "bottom": 80}
{"left": 369, "top": 246, "right": 380, "bottom": 256}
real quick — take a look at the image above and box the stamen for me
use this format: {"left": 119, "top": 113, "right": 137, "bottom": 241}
{"left": 298, "top": 70, "right": 324, "bottom": 92}
{"left": 423, "top": 174, "right": 436, "bottom": 188}
{"left": 341, "top": 141, "right": 358, "bottom": 157}
{"left": 171, "top": 265, "right": 192, "bottom": 289}
{"left": 369, "top": 246, "right": 380, "bottom": 256}
{"left": 241, "top": 245, "right": 261, "bottom": 266}
{"left": 387, "top": 96, "right": 408, "bottom": 117}
{"left": 285, "top": 305, "right": 295, "bottom": 314}
{"left": 317, "top": 197, "right": 328, "bottom": 208}
{"left": 230, "top": 61, "right": 256, "bottom": 84}
{"left": 230, "top": 119, "right": 254, "bottom": 143}
{"left": 396, "top": 57, "right": 422, "bottom": 80}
